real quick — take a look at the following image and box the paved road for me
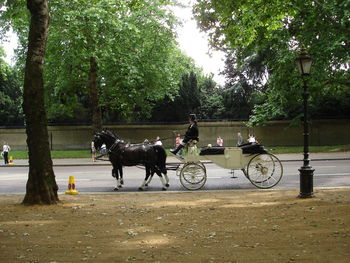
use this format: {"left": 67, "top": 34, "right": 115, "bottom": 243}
{"left": 2, "top": 151, "right": 350, "bottom": 167}
{"left": 0, "top": 159, "right": 349, "bottom": 194}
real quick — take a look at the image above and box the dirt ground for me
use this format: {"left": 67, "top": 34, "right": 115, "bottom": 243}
{"left": 0, "top": 188, "right": 349, "bottom": 263}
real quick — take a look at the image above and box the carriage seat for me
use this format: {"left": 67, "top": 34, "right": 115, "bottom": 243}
{"left": 199, "top": 143, "right": 267, "bottom": 156}
{"left": 239, "top": 143, "right": 267, "bottom": 154}
{"left": 199, "top": 146, "right": 225, "bottom": 155}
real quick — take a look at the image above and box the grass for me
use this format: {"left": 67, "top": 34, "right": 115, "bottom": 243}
{"left": 8, "top": 150, "right": 91, "bottom": 159}
{"left": 5, "top": 144, "right": 350, "bottom": 159}
{"left": 267, "top": 144, "right": 350, "bottom": 154}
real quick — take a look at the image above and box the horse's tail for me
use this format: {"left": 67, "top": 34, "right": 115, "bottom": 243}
{"left": 153, "top": 145, "right": 167, "bottom": 174}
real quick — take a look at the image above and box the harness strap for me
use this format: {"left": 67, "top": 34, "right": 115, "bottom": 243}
{"left": 95, "top": 153, "right": 109, "bottom": 161}
{"left": 108, "top": 139, "right": 123, "bottom": 154}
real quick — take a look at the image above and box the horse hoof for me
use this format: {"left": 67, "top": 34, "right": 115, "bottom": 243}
{"left": 113, "top": 188, "right": 119, "bottom": 191}
{"left": 145, "top": 183, "right": 148, "bottom": 187}
{"left": 165, "top": 183, "right": 170, "bottom": 187}
{"left": 118, "top": 185, "right": 123, "bottom": 188}
{"left": 121, "top": 180, "right": 124, "bottom": 185}
{"left": 138, "top": 187, "right": 144, "bottom": 191}
{"left": 162, "top": 187, "right": 167, "bottom": 191}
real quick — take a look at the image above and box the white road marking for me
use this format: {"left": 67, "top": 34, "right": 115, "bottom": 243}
{"left": 0, "top": 175, "right": 27, "bottom": 180}
{"left": 0, "top": 177, "right": 91, "bottom": 181}
{"left": 313, "top": 166, "right": 338, "bottom": 168}
{"left": 56, "top": 179, "right": 91, "bottom": 182}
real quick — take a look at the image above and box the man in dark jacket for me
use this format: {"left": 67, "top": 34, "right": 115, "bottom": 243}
{"left": 170, "top": 114, "right": 199, "bottom": 155}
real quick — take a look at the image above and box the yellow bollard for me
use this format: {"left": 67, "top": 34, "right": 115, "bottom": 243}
{"left": 65, "top": 176, "right": 79, "bottom": 195}
{"left": 9, "top": 156, "right": 14, "bottom": 166}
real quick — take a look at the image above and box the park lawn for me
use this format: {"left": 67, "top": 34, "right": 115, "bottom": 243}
{"left": 268, "top": 144, "right": 350, "bottom": 154}
{"left": 7, "top": 144, "right": 350, "bottom": 159}
{"left": 9, "top": 150, "right": 91, "bottom": 159}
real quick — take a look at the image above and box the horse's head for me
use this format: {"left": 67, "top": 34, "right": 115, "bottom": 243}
{"left": 93, "top": 130, "right": 120, "bottom": 151}
{"left": 93, "top": 132, "right": 105, "bottom": 151}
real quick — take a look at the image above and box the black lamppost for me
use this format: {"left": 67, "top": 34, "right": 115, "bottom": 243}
{"left": 295, "top": 48, "right": 314, "bottom": 198}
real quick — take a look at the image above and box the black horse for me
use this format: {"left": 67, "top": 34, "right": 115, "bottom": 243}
{"left": 93, "top": 130, "right": 169, "bottom": 191}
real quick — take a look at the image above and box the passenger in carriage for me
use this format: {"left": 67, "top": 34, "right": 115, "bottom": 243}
{"left": 248, "top": 134, "right": 258, "bottom": 144}
{"left": 216, "top": 136, "right": 224, "bottom": 146}
{"left": 175, "top": 133, "right": 181, "bottom": 148}
{"left": 170, "top": 113, "right": 199, "bottom": 156}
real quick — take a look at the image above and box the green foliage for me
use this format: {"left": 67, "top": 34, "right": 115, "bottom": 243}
{"left": 150, "top": 71, "right": 201, "bottom": 122}
{"left": 150, "top": 70, "right": 225, "bottom": 122}
{"left": 1, "top": 0, "right": 199, "bottom": 124}
{"left": 219, "top": 52, "right": 267, "bottom": 120}
{"left": 43, "top": 0, "right": 185, "bottom": 121}
{"left": 0, "top": 48, "right": 23, "bottom": 125}
{"left": 197, "top": 75, "right": 225, "bottom": 119}
{"left": 194, "top": 0, "right": 350, "bottom": 125}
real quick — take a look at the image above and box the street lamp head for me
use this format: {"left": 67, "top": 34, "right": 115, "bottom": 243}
{"left": 296, "top": 48, "right": 312, "bottom": 76}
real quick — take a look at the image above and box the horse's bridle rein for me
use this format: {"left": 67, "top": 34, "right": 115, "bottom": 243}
{"left": 94, "top": 136, "right": 122, "bottom": 161}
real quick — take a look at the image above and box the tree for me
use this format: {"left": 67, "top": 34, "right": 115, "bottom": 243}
{"left": 196, "top": 74, "right": 224, "bottom": 120}
{"left": 193, "top": 0, "right": 350, "bottom": 124}
{"left": 150, "top": 71, "right": 202, "bottom": 122}
{"left": 22, "top": 0, "right": 58, "bottom": 205}
{"left": 220, "top": 51, "right": 267, "bottom": 120}
{"left": 0, "top": 47, "right": 23, "bottom": 125}
{"left": 1, "top": 0, "right": 191, "bottom": 126}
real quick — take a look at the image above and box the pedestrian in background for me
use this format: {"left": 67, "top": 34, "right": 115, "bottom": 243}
{"left": 91, "top": 141, "right": 96, "bottom": 162}
{"left": 2, "top": 142, "right": 11, "bottom": 165}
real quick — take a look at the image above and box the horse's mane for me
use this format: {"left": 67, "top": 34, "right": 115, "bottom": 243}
{"left": 102, "top": 129, "right": 119, "bottom": 139}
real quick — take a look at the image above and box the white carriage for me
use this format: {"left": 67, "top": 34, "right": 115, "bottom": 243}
{"left": 174, "top": 142, "right": 283, "bottom": 190}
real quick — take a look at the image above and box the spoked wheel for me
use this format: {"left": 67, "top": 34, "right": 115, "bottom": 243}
{"left": 180, "top": 162, "right": 207, "bottom": 190}
{"left": 247, "top": 153, "right": 283, "bottom": 189}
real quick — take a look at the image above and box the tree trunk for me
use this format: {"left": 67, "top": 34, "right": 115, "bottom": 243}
{"left": 22, "top": 0, "right": 59, "bottom": 205}
{"left": 89, "top": 56, "right": 102, "bottom": 133}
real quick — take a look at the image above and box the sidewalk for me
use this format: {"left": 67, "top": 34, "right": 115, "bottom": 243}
{"left": 1, "top": 151, "right": 350, "bottom": 167}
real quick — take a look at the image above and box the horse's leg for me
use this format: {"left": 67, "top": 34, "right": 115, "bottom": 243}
{"left": 139, "top": 165, "right": 150, "bottom": 191}
{"left": 145, "top": 169, "right": 154, "bottom": 187}
{"left": 112, "top": 166, "right": 119, "bottom": 191}
{"left": 163, "top": 172, "right": 170, "bottom": 188}
{"left": 117, "top": 164, "right": 123, "bottom": 188}
{"left": 119, "top": 164, "right": 124, "bottom": 186}
{"left": 154, "top": 167, "right": 168, "bottom": 191}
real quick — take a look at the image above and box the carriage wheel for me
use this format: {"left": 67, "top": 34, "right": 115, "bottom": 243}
{"left": 247, "top": 153, "right": 283, "bottom": 189}
{"left": 198, "top": 162, "right": 207, "bottom": 173}
{"left": 180, "top": 163, "right": 207, "bottom": 190}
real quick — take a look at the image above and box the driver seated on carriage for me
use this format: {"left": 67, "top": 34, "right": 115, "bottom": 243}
{"left": 170, "top": 113, "right": 199, "bottom": 156}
